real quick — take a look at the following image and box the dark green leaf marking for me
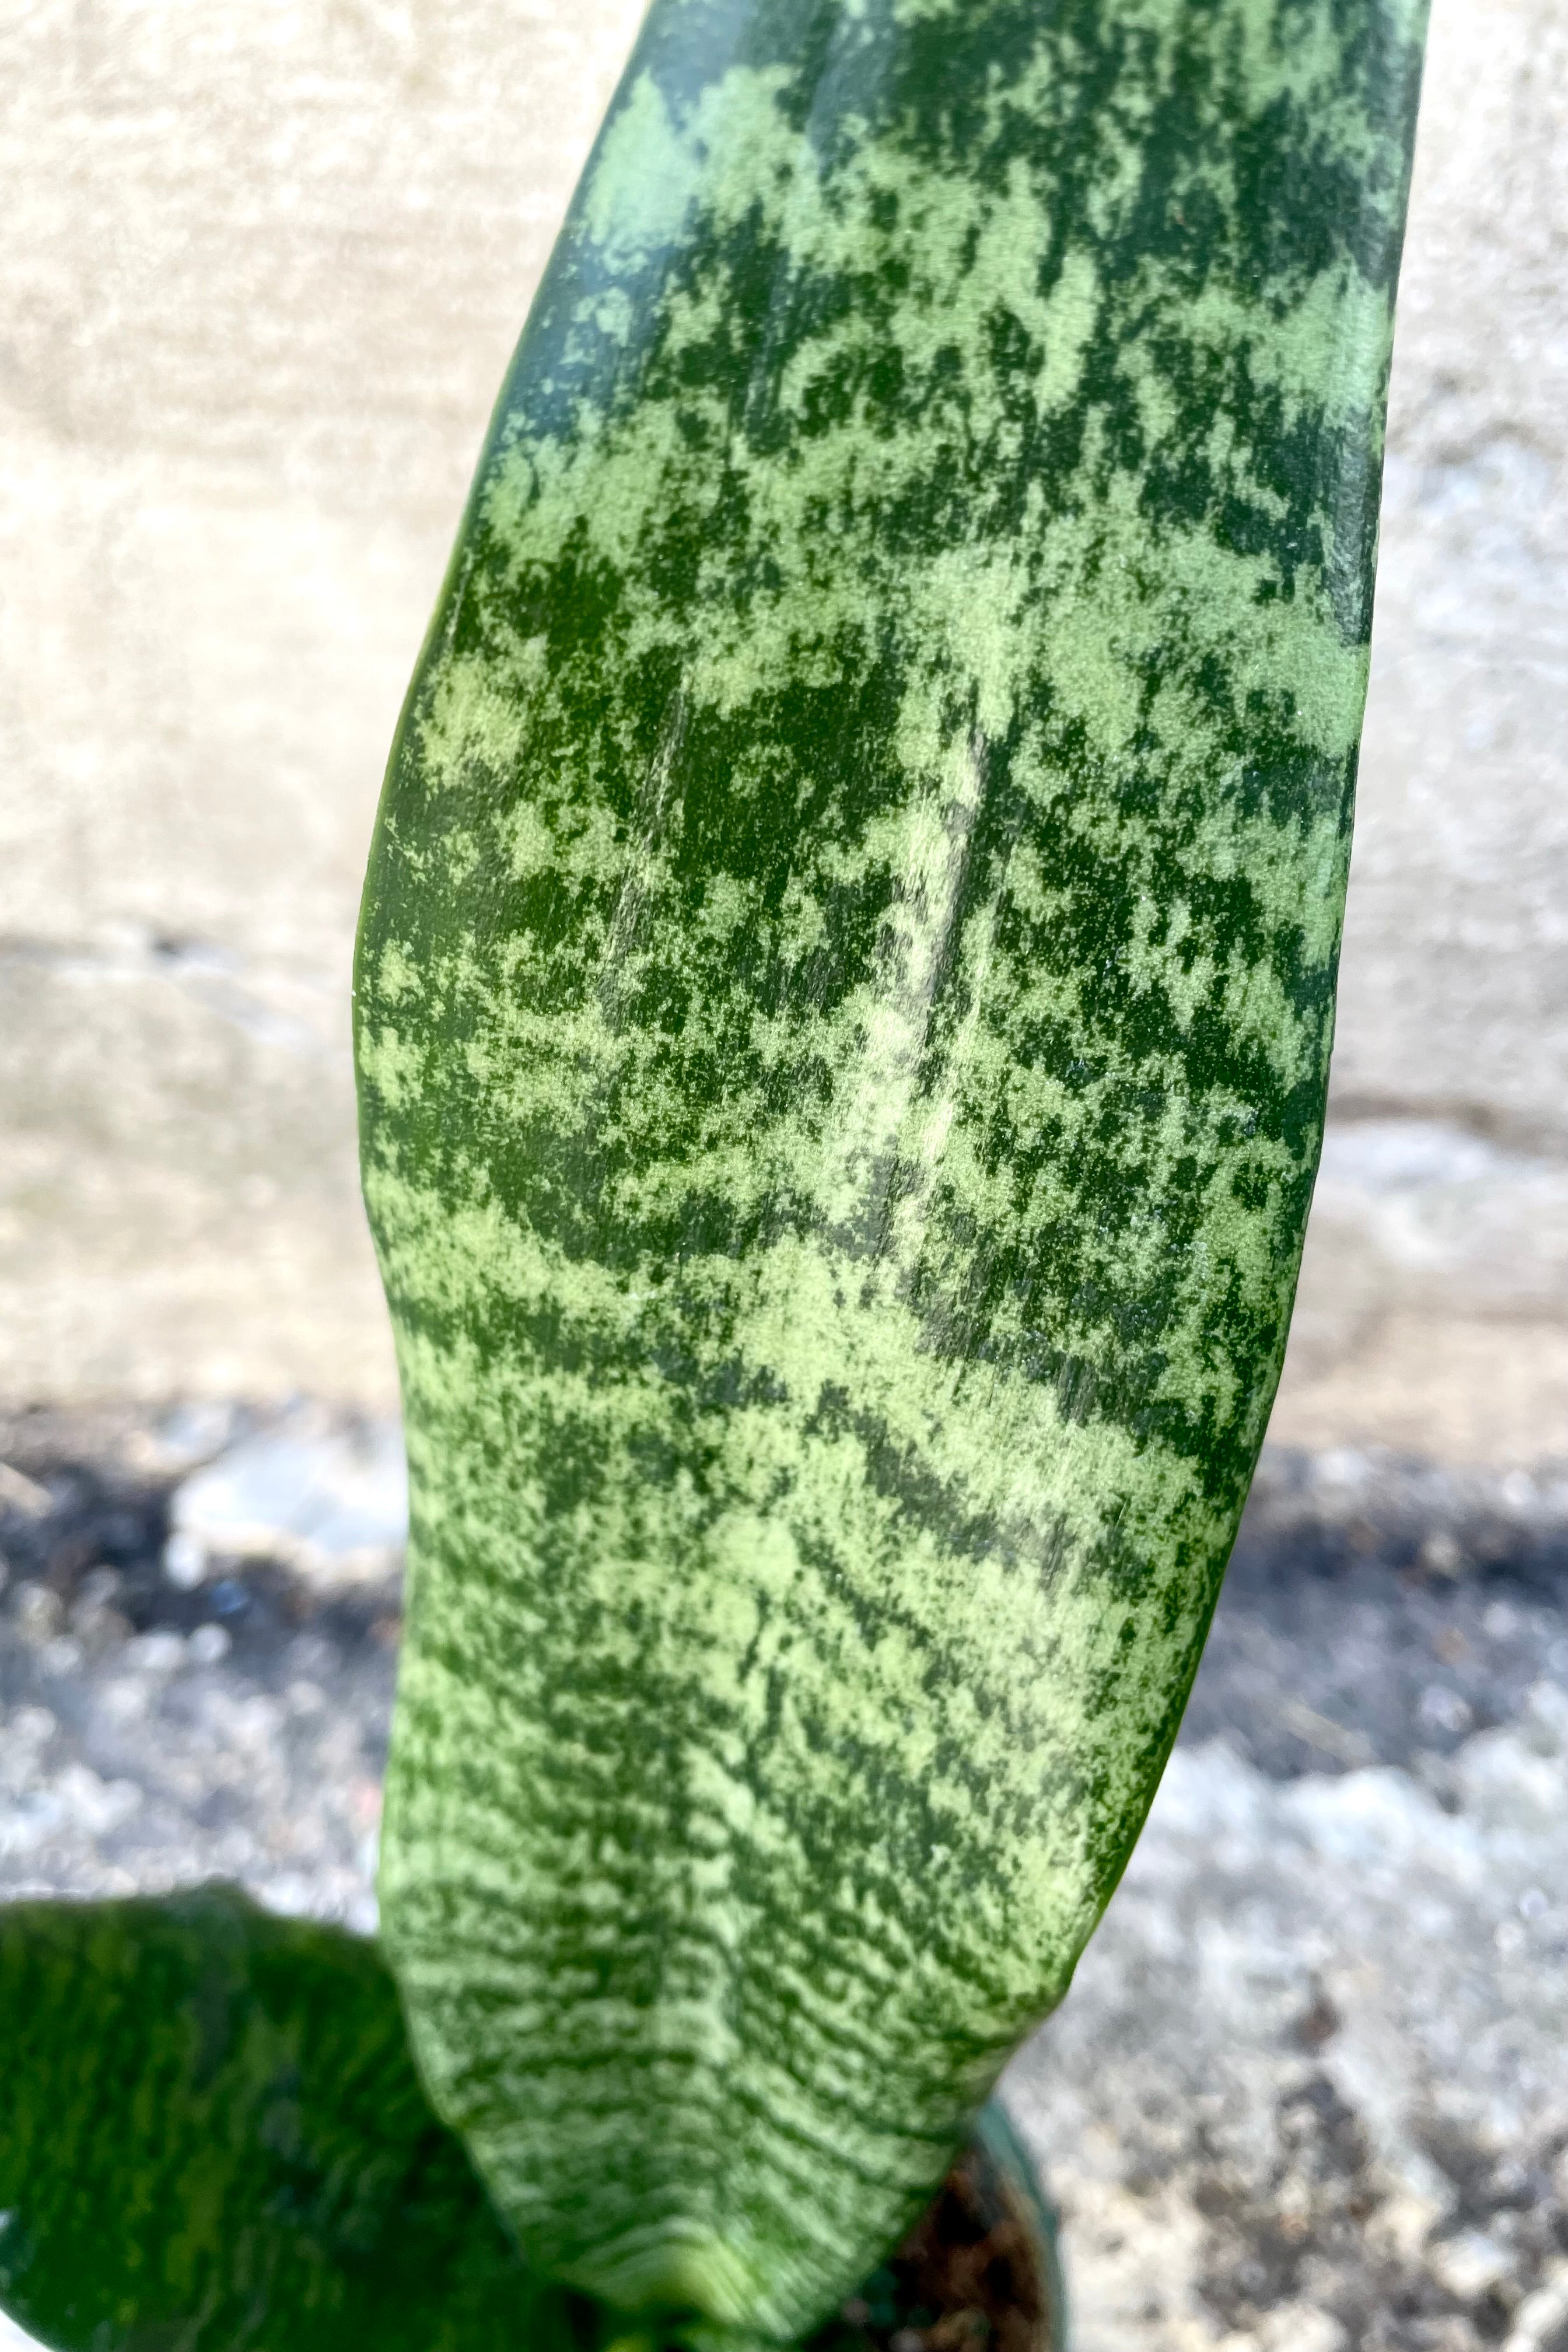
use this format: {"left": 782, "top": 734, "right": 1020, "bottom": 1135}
{"left": 0, "top": 1886, "right": 584, "bottom": 2351}
{"left": 355, "top": 0, "right": 1426, "bottom": 2336}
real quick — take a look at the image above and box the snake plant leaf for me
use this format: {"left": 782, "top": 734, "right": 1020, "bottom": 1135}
{"left": 0, "top": 1885, "right": 587, "bottom": 2352}
{"left": 354, "top": 0, "right": 1427, "bottom": 2333}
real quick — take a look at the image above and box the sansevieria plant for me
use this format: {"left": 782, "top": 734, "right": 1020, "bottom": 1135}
{"left": 0, "top": 0, "right": 1426, "bottom": 2340}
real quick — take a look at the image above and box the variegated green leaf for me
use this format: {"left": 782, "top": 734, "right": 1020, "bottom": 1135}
{"left": 355, "top": 0, "right": 1426, "bottom": 2336}
{"left": 0, "top": 1887, "right": 584, "bottom": 2352}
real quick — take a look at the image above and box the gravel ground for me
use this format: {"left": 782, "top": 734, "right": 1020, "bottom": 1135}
{"left": 0, "top": 1406, "right": 397, "bottom": 1929}
{"left": 1008, "top": 1453, "right": 1568, "bottom": 2352}
{"left": 1, "top": 1408, "right": 1565, "bottom": 2352}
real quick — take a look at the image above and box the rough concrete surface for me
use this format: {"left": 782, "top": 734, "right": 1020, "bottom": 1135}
{"left": 1, "top": 0, "right": 1566, "bottom": 1455}
{"left": 1, "top": 1411, "right": 1566, "bottom": 2352}
{"left": 1276, "top": 1121, "right": 1568, "bottom": 1466}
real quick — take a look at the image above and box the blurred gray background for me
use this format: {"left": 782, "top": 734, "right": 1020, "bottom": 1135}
{"left": 2, "top": 0, "right": 1566, "bottom": 1465}
{"left": 2, "top": 6, "right": 1566, "bottom": 2352}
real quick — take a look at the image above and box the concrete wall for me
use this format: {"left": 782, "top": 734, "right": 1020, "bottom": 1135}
{"left": 2, "top": 0, "right": 1564, "bottom": 1461}
{"left": 1277, "top": 0, "right": 1568, "bottom": 1463}
{"left": 0, "top": 0, "right": 643, "bottom": 1408}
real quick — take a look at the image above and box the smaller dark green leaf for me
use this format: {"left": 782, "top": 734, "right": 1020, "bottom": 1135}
{"left": 0, "top": 1883, "right": 593, "bottom": 2352}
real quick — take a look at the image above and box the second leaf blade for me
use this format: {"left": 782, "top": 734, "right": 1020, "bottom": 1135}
{"left": 0, "top": 1885, "right": 584, "bottom": 2352}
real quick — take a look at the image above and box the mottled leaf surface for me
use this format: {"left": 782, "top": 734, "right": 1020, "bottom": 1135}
{"left": 355, "top": 0, "right": 1426, "bottom": 2336}
{"left": 0, "top": 1887, "right": 584, "bottom": 2352}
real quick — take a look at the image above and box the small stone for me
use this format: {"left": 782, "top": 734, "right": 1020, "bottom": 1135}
{"left": 71, "top": 1569, "right": 129, "bottom": 1647}
{"left": 1503, "top": 2264, "right": 1568, "bottom": 2352}
{"left": 0, "top": 1463, "right": 52, "bottom": 1520}
{"left": 1374, "top": 2190, "right": 1446, "bottom": 2264}
{"left": 167, "top": 1411, "right": 407, "bottom": 1584}
{"left": 1429, "top": 2231, "right": 1514, "bottom": 2305}
{"left": 1258, "top": 2304, "right": 1347, "bottom": 2352}
{"left": 1525, "top": 1681, "right": 1568, "bottom": 1753}
{"left": 1419, "top": 1684, "right": 1474, "bottom": 1735}
{"left": 125, "top": 1630, "right": 187, "bottom": 1674}
{"left": 54, "top": 1764, "right": 141, "bottom": 1838}
{"left": 74, "top": 1565, "right": 123, "bottom": 1614}
{"left": 1314, "top": 1448, "right": 1371, "bottom": 1494}
{"left": 163, "top": 1530, "right": 208, "bottom": 1590}
{"left": 1421, "top": 1530, "right": 1466, "bottom": 1577}
{"left": 1292, "top": 1988, "right": 1342, "bottom": 2050}
{"left": 188, "top": 1623, "right": 232, "bottom": 1665}
{"left": 12, "top": 1582, "right": 61, "bottom": 1639}
{"left": 8, "top": 1704, "right": 57, "bottom": 1751}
